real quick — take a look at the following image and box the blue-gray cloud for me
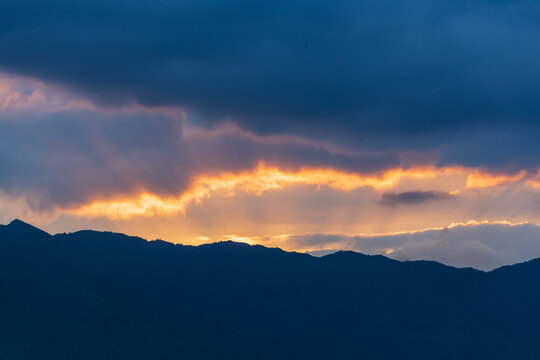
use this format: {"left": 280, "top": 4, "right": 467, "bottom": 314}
{"left": 2, "top": 0, "right": 540, "bottom": 169}
{"left": 379, "top": 191, "right": 454, "bottom": 206}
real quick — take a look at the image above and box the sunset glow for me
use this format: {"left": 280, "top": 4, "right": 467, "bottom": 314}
{"left": 70, "top": 163, "right": 467, "bottom": 219}
{"left": 2, "top": 1, "right": 540, "bottom": 272}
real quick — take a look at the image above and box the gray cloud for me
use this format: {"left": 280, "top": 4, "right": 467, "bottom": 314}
{"left": 379, "top": 191, "right": 454, "bottom": 206}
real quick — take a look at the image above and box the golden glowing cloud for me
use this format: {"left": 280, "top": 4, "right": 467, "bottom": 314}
{"left": 70, "top": 163, "right": 464, "bottom": 219}
{"left": 67, "top": 162, "right": 540, "bottom": 222}
{"left": 465, "top": 170, "right": 527, "bottom": 189}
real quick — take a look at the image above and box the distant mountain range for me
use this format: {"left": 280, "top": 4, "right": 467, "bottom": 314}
{"left": 1, "top": 219, "right": 539, "bottom": 359}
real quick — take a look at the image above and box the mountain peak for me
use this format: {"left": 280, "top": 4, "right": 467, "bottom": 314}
{"left": 3, "top": 219, "right": 50, "bottom": 238}
{"left": 8, "top": 219, "right": 30, "bottom": 227}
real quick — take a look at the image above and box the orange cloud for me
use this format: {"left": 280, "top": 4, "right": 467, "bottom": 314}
{"left": 70, "top": 163, "right": 463, "bottom": 219}
{"left": 526, "top": 171, "right": 540, "bottom": 190}
{"left": 465, "top": 170, "right": 527, "bottom": 189}
{"left": 68, "top": 164, "right": 538, "bottom": 221}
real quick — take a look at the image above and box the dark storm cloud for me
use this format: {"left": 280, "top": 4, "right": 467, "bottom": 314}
{"left": 1, "top": 0, "right": 540, "bottom": 169}
{"left": 379, "top": 191, "right": 454, "bottom": 206}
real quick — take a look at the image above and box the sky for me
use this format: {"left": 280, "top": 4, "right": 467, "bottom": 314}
{"left": 2, "top": 0, "right": 540, "bottom": 270}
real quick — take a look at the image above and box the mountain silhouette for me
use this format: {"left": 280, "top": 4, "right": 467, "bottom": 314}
{"left": 0, "top": 219, "right": 539, "bottom": 359}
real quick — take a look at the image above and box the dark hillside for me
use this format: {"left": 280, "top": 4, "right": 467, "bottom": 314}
{"left": 0, "top": 220, "right": 538, "bottom": 359}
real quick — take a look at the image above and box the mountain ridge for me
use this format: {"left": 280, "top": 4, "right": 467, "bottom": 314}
{"left": 0, "top": 219, "right": 524, "bottom": 272}
{"left": 0, "top": 219, "right": 539, "bottom": 359}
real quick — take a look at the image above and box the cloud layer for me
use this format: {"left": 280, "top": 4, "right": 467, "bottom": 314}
{"left": 1, "top": 0, "right": 540, "bottom": 169}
